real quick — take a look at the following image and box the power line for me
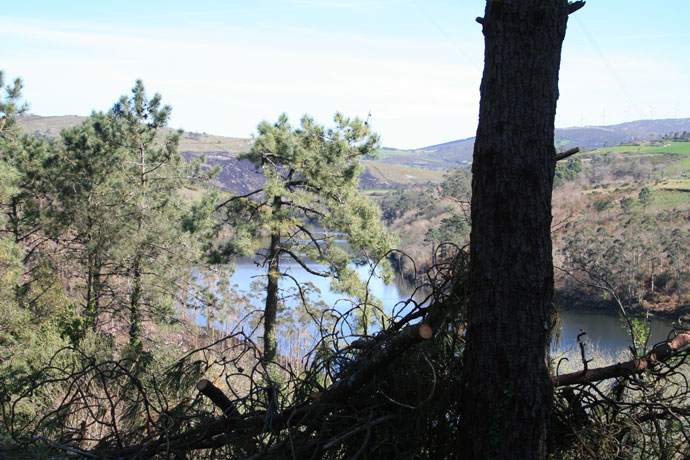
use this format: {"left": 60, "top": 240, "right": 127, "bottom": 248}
{"left": 574, "top": 15, "right": 646, "bottom": 121}
{"left": 411, "top": 0, "right": 481, "bottom": 72}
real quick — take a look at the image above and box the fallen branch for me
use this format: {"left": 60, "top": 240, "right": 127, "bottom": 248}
{"left": 33, "top": 436, "right": 99, "bottom": 459}
{"left": 90, "top": 251, "right": 469, "bottom": 458}
{"left": 109, "top": 313, "right": 451, "bottom": 458}
{"left": 553, "top": 332, "right": 690, "bottom": 387}
{"left": 322, "top": 415, "right": 393, "bottom": 450}
{"left": 319, "top": 321, "right": 439, "bottom": 404}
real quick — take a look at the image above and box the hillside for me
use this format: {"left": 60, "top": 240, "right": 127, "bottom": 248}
{"left": 379, "top": 138, "right": 690, "bottom": 319}
{"left": 375, "top": 138, "right": 473, "bottom": 170}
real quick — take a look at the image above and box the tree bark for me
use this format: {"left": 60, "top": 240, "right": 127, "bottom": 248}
{"left": 459, "top": 1, "right": 572, "bottom": 459}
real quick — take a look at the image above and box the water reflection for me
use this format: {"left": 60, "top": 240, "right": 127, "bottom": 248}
{"left": 220, "top": 262, "right": 677, "bottom": 355}
{"left": 228, "top": 260, "right": 425, "bottom": 317}
{"left": 555, "top": 308, "right": 676, "bottom": 354}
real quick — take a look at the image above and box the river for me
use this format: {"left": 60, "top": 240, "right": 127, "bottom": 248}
{"left": 217, "top": 259, "right": 677, "bottom": 356}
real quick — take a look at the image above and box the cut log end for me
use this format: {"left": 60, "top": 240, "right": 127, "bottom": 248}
{"left": 418, "top": 323, "right": 433, "bottom": 340}
{"left": 196, "top": 379, "right": 211, "bottom": 392}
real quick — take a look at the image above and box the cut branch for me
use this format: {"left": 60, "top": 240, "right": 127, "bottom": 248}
{"left": 555, "top": 147, "right": 580, "bottom": 162}
{"left": 553, "top": 332, "right": 690, "bottom": 387}
{"left": 568, "top": 1, "right": 586, "bottom": 15}
{"left": 197, "top": 379, "right": 240, "bottom": 418}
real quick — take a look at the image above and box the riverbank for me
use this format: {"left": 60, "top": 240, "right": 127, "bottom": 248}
{"left": 556, "top": 287, "right": 690, "bottom": 322}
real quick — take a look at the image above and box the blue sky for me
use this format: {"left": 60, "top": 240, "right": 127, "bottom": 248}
{"left": 2, "top": 0, "right": 689, "bottom": 148}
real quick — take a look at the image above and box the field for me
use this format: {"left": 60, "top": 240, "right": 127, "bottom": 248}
{"left": 370, "top": 151, "right": 460, "bottom": 170}
{"left": 178, "top": 132, "right": 251, "bottom": 154}
{"left": 555, "top": 138, "right": 574, "bottom": 149}
{"left": 376, "top": 147, "right": 414, "bottom": 157}
{"left": 585, "top": 142, "right": 690, "bottom": 182}
{"left": 588, "top": 142, "right": 690, "bottom": 156}
{"left": 361, "top": 160, "right": 445, "bottom": 185}
{"left": 18, "top": 114, "right": 251, "bottom": 155}
{"left": 651, "top": 188, "right": 690, "bottom": 210}
{"left": 644, "top": 142, "right": 690, "bottom": 155}
{"left": 18, "top": 114, "right": 87, "bottom": 136}
{"left": 663, "top": 155, "right": 690, "bottom": 175}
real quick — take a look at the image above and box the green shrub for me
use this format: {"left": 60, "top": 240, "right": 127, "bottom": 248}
{"left": 681, "top": 294, "right": 690, "bottom": 307}
{"left": 644, "top": 292, "right": 660, "bottom": 303}
{"left": 655, "top": 270, "right": 674, "bottom": 290}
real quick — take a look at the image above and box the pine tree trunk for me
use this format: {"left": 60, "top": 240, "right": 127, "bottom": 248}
{"left": 129, "top": 256, "right": 143, "bottom": 350}
{"left": 129, "top": 144, "right": 147, "bottom": 350}
{"left": 264, "top": 195, "right": 282, "bottom": 363}
{"left": 10, "top": 198, "right": 20, "bottom": 245}
{"left": 84, "top": 220, "right": 102, "bottom": 331}
{"left": 85, "top": 252, "right": 97, "bottom": 329}
{"left": 458, "top": 1, "right": 572, "bottom": 459}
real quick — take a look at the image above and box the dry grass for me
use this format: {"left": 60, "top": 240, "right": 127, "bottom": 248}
{"left": 17, "top": 114, "right": 252, "bottom": 155}
{"left": 361, "top": 160, "right": 444, "bottom": 185}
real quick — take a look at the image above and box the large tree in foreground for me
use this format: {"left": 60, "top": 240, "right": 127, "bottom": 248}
{"left": 459, "top": 1, "right": 583, "bottom": 458}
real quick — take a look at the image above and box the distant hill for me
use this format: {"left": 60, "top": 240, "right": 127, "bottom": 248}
{"left": 374, "top": 138, "right": 473, "bottom": 170}
{"left": 382, "top": 118, "right": 690, "bottom": 164}
{"left": 16, "top": 113, "right": 252, "bottom": 154}
{"left": 17, "top": 114, "right": 438, "bottom": 193}
{"left": 554, "top": 118, "right": 690, "bottom": 150}
{"left": 17, "top": 114, "right": 690, "bottom": 193}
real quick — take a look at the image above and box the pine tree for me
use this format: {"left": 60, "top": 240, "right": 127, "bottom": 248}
{"left": 0, "top": 73, "right": 76, "bottom": 400}
{"left": 638, "top": 186, "right": 654, "bottom": 212}
{"left": 217, "top": 113, "right": 395, "bottom": 363}
{"left": 0, "top": 70, "right": 28, "bottom": 135}
{"left": 0, "top": 72, "right": 57, "bottom": 308}
{"left": 55, "top": 81, "right": 217, "bottom": 350}
{"left": 0, "top": 70, "right": 27, "bottom": 312}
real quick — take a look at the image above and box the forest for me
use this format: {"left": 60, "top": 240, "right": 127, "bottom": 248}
{"left": 2, "top": 2, "right": 690, "bottom": 459}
